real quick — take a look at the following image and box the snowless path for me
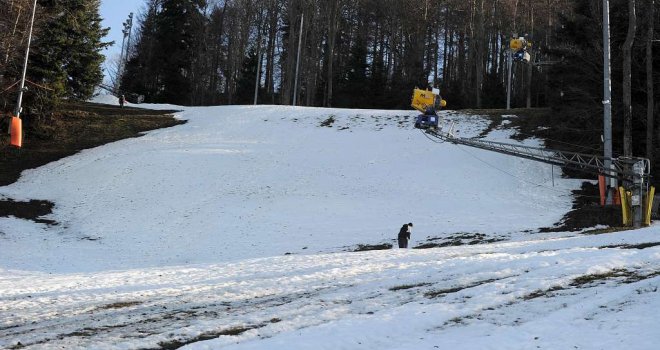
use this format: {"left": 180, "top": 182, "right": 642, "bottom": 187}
{"left": 1, "top": 229, "right": 659, "bottom": 349}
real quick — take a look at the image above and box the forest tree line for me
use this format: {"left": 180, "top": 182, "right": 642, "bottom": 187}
{"left": 0, "top": 0, "right": 659, "bottom": 166}
{"left": 118, "top": 0, "right": 576, "bottom": 109}
{"left": 119, "top": 0, "right": 659, "bottom": 162}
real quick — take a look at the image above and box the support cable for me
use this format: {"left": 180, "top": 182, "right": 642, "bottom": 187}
{"left": 453, "top": 143, "right": 601, "bottom": 200}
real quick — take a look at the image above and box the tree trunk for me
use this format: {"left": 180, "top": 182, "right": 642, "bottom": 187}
{"left": 325, "top": 0, "right": 340, "bottom": 107}
{"left": 458, "top": 29, "right": 466, "bottom": 97}
{"left": 467, "top": 0, "right": 476, "bottom": 105}
{"left": 646, "top": 0, "right": 654, "bottom": 161}
{"left": 475, "top": 0, "right": 485, "bottom": 108}
{"left": 622, "top": 0, "right": 636, "bottom": 157}
{"left": 441, "top": 4, "right": 449, "bottom": 84}
{"left": 281, "top": 0, "right": 298, "bottom": 105}
{"left": 265, "top": 0, "right": 278, "bottom": 103}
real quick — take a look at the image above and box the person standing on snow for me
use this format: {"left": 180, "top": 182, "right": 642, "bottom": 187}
{"left": 119, "top": 94, "right": 126, "bottom": 108}
{"left": 397, "top": 222, "right": 413, "bottom": 248}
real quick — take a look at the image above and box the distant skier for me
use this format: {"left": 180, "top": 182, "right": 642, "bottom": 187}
{"left": 397, "top": 222, "right": 413, "bottom": 248}
{"left": 119, "top": 94, "right": 126, "bottom": 108}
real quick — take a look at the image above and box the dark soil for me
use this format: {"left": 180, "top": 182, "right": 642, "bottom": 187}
{"left": 424, "top": 278, "right": 500, "bottom": 299}
{"left": 351, "top": 243, "right": 393, "bottom": 252}
{"left": 320, "top": 116, "right": 335, "bottom": 127}
{"left": 540, "top": 182, "right": 623, "bottom": 232}
{"left": 413, "top": 232, "right": 506, "bottom": 249}
{"left": 389, "top": 283, "right": 432, "bottom": 291}
{"left": 0, "top": 101, "right": 183, "bottom": 224}
{"left": 156, "top": 325, "right": 263, "bottom": 350}
{"left": 601, "top": 242, "right": 660, "bottom": 249}
{"left": 0, "top": 199, "right": 55, "bottom": 225}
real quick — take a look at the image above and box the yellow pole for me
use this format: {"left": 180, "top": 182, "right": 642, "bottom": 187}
{"left": 620, "top": 187, "right": 630, "bottom": 226}
{"left": 644, "top": 186, "right": 655, "bottom": 226}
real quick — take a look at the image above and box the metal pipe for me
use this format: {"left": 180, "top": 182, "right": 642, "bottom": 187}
{"left": 14, "top": 0, "right": 38, "bottom": 118}
{"left": 602, "top": 0, "right": 614, "bottom": 204}
{"left": 506, "top": 49, "right": 512, "bottom": 110}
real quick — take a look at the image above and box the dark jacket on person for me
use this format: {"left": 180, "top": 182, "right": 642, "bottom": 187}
{"left": 397, "top": 224, "right": 410, "bottom": 248}
{"left": 398, "top": 224, "right": 410, "bottom": 241}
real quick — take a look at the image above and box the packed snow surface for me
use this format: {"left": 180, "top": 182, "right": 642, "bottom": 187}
{"left": 1, "top": 100, "right": 658, "bottom": 349}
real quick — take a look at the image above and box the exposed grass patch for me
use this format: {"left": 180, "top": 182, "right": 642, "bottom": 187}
{"left": 414, "top": 232, "right": 505, "bottom": 249}
{"left": 0, "top": 102, "right": 183, "bottom": 225}
{"left": 320, "top": 116, "right": 335, "bottom": 127}
{"left": 478, "top": 114, "right": 503, "bottom": 138}
{"left": 389, "top": 283, "right": 432, "bottom": 291}
{"left": 157, "top": 324, "right": 263, "bottom": 350}
{"left": 570, "top": 269, "right": 632, "bottom": 287}
{"left": 351, "top": 243, "right": 393, "bottom": 252}
{"left": 522, "top": 286, "right": 566, "bottom": 300}
{"left": 601, "top": 242, "right": 660, "bottom": 250}
{"left": 424, "top": 279, "right": 499, "bottom": 299}
{"left": 443, "top": 316, "right": 467, "bottom": 326}
{"left": 96, "top": 301, "right": 142, "bottom": 310}
{"left": 582, "top": 227, "right": 634, "bottom": 235}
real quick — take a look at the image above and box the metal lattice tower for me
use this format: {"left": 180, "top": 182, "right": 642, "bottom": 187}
{"left": 423, "top": 125, "right": 650, "bottom": 227}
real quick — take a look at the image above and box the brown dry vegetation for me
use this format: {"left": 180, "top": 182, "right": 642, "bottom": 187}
{"left": 0, "top": 101, "right": 184, "bottom": 223}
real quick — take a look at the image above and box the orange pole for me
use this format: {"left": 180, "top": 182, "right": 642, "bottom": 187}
{"left": 10, "top": 116, "right": 22, "bottom": 148}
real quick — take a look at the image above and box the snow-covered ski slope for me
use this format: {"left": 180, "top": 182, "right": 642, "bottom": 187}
{"left": 1, "top": 103, "right": 579, "bottom": 272}
{"left": 1, "top": 101, "right": 659, "bottom": 349}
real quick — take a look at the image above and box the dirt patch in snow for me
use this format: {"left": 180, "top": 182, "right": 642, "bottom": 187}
{"left": 157, "top": 324, "right": 264, "bottom": 350}
{"left": 601, "top": 242, "right": 660, "bottom": 250}
{"left": 320, "top": 116, "right": 335, "bottom": 127}
{"left": 0, "top": 198, "right": 56, "bottom": 225}
{"left": 540, "top": 182, "right": 623, "bottom": 232}
{"left": 351, "top": 243, "right": 393, "bottom": 252}
{"left": 424, "top": 278, "right": 501, "bottom": 299}
{"left": 414, "top": 232, "right": 506, "bottom": 249}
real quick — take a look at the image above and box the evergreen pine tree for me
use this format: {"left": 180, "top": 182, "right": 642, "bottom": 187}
{"left": 122, "top": 0, "right": 205, "bottom": 105}
{"left": 120, "top": 0, "right": 161, "bottom": 102}
{"left": 336, "top": 38, "right": 369, "bottom": 108}
{"left": 152, "top": 0, "right": 205, "bottom": 105}
{"left": 235, "top": 48, "right": 259, "bottom": 105}
{"left": 31, "top": 0, "right": 110, "bottom": 101}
